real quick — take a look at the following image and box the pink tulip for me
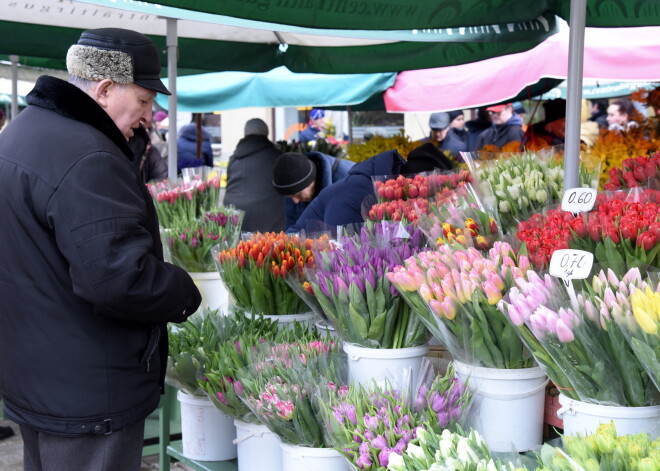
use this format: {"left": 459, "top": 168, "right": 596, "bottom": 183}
{"left": 482, "top": 281, "right": 502, "bottom": 305}
{"left": 419, "top": 284, "right": 434, "bottom": 302}
{"left": 555, "top": 318, "right": 575, "bottom": 343}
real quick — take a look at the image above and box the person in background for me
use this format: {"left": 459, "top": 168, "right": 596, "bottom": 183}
{"left": 607, "top": 98, "right": 638, "bottom": 131}
{"left": 474, "top": 103, "right": 524, "bottom": 150}
{"left": 286, "top": 142, "right": 454, "bottom": 233}
{"left": 149, "top": 110, "right": 168, "bottom": 158}
{"left": 588, "top": 99, "right": 609, "bottom": 130}
{"left": 299, "top": 108, "right": 326, "bottom": 143}
{"left": 272, "top": 151, "right": 354, "bottom": 228}
{"left": 128, "top": 125, "right": 168, "bottom": 183}
{"left": 177, "top": 119, "right": 214, "bottom": 171}
{"left": 0, "top": 28, "right": 201, "bottom": 471}
{"left": 465, "top": 107, "right": 492, "bottom": 151}
{"left": 512, "top": 102, "right": 528, "bottom": 132}
{"left": 223, "top": 118, "right": 286, "bottom": 233}
{"left": 444, "top": 110, "right": 469, "bottom": 156}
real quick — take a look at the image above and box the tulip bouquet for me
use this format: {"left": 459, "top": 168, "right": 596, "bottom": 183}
{"left": 469, "top": 150, "right": 597, "bottom": 233}
{"left": 388, "top": 242, "right": 535, "bottom": 368}
{"left": 163, "top": 209, "right": 244, "bottom": 272}
{"left": 307, "top": 221, "right": 431, "bottom": 348}
{"left": 198, "top": 320, "right": 316, "bottom": 423}
{"left": 235, "top": 339, "right": 344, "bottom": 447}
{"left": 147, "top": 174, "right": 222, "bottom": 228}
{"left": 603, "top": 152, "right": 660, "bottom": 190}
{"left": 416, "top": 184, "right": 501, "bottom": 251}
{"left": 536, "top": 423, "right": 660, "bottom": 471}
{"left": 517, "top": 190, "right": 660, "bottom": 273}
{"left": 413, "top": 362, "right": 471, "bottom": 430}
{"left": 215, "top": 232, "right": 328, "bottom": 315}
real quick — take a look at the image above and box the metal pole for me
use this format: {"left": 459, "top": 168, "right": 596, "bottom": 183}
{"left": 166, "top": 18, "right": 178, "bottom": 182}
{"left": 9, "top": 55, "right": 19, "bottom": 121}
{"left": 564, "top": 0, "right": 587, "bottom": 190}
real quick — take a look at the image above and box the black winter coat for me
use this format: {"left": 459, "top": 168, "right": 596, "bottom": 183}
{"left": 0, "top": 76, "right": 201, "bottom": 436}
{"left": 223, "top": 135, "right": 286, "bottom": 233}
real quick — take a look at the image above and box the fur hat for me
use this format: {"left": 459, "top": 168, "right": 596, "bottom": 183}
{"left": 244, "top": 118, "right": 269, "bottom": 137}
{"left": 66, "top": 28, "right": 170, "bottom": 95}
{"left": 272, "top": 153, "right": 317, "bottom": 196}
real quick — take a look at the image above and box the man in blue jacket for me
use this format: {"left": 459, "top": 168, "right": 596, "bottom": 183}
{"left": 474, "top": 103, "right": 524, "bottom": 150}
{"left": 287, "top": 142, "right": 453, "bottom": 233}
{"left": 273, "top": 151, "right": 354, "bottom": 228}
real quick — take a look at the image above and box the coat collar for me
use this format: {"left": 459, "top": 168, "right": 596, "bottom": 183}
{"left": 26, "top": 75, "right": 133, "bottom": 159}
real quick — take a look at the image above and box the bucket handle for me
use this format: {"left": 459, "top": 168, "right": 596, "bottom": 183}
{"left": 232, "top": 427, "right": 269, "bottom": 445}
{"left": 556, "top": 401, "right": 576, "bottom": 419}
{"left": 475, "top": 378, "right": 549, "bottom": 401}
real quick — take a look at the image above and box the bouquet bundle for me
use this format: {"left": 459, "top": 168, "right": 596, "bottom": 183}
{"left": 167, "top": 310, "right": 279, "bottom": 396}
{"left": 389, "top": 242, "right": 535, "bottom": 368}
{"left": 215, "top": 232, "right": 329, "bottom": 315}
{"left": 517, "top": 190, "right": 660, "bottom": 273}
{"left": 308, "top": 221, "right": 431, "bottom": 348}
{"left": 147, "top": 174, "right": 222, "bottom": 228}
{"left": 470, "top": 150, "right": 597, "bottom": 233}
{"left": 497, "top": 268, "right": 660, "bottom": 406}
{"left": 416, "top": 184, "right": 501, "bottom": 251}
{"left": 316, "top": 364, "right": 470, "bottom": 470}
{"left": 164, "top": 209, "right": 244, "bottom": 272}
{"left": 235, "top": 339, "right": 344, "bottom": 447}
{"left": 536, "top": 423, "right": 660, "bottom": 471}
{"left": 367, "top": 198, "right": 430, "bottom": 223}
{"left": 199, "top": 322, "right": 323, "bottom": 423}
{"left": 603, "top": 152, "right": 660, "bottom": 190}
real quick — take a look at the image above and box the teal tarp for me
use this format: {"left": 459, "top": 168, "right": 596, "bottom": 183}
{"left": 155, "top": 67, "right": 396, "bottom": 112}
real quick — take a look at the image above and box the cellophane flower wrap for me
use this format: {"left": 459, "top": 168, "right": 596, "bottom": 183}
{"left": 163, "top": 208, "right": 244, "bottom": 272}
{"left": 147, "top": 174, "right": 222, "bottom": 229}
{"left": 235, "top": 338, "right": 344, "bottom": 447}
{"left": 465, "top": 149, "right": 597, "bottom": 234}
{"left": 214, "top": 232, "right": 323, "bottom": 315}
{"left": 167, "top": 309, "right": 278, "bottom": 396}
{"left": 308, "top": 221, "right": 431, "bottom": 349}
{"left": 366, "top": 171, "right": 472, "bottom": 223}
{"left": 315, "top": 363, "right": 470, "bottom": 470}
{"left": 199, "top": 321, "right": 321, "bottom": 423}
{"left": 536, "top": 423, "right": 660, "bottom": 471}
{"left": 416, "top": 183, "right": 502, "bottom": 251}
{"left": 389, "top": 242, "right": 535, "bottom": 368}
{"left": 518, "top": 189, "right": 660, "bottom": 273}
{"left": 497, "top": 268, "right": 660, "bottom": 406}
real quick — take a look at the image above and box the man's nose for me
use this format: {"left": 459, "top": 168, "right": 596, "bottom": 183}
{"left": 291, "top": 197, "right": 300, "bottom": 204}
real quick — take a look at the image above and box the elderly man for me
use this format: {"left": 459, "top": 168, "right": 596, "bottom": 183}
{"left": 0, "top": 28, "right": 201, "bottom": 471}
{"left": 474, "top": 103, "right": 524, "bottom": 150}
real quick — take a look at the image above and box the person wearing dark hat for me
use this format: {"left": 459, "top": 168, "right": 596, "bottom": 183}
{"left": 474, "top": 103, "right": 524, "bottom": 150}
{"left": 465, "top": 107, "right": 492, "bottom": 151}
{"left": 223, "top": 118, "right": 287, "bottom": 232}
{"left": 0, "top": 28, "right": 201, "bottom": 470}
{"left": 299, "top": 108, "right": 326, "bottom": 143}
{"left": 286, "top": 143, "right": 454, "bottom": 233}
{"left": 444, "top": 110, "right": 469, "bottom": 156}
{"left": 273, "top": 151, "right": 354, "bottom": 229}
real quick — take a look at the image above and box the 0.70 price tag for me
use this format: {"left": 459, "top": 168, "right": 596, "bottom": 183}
{"left": 561, "top": 188, "right": 597, "bottom": 215}
{"left": 549, "top": 249, "right": 594, "bottom": 286}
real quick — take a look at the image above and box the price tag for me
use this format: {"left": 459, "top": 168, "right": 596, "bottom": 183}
{"left": 561, "top": 188, "right": 597, "bottom": 215}
{"left": 549, "top": 249, "right": 594, "bottom": 287}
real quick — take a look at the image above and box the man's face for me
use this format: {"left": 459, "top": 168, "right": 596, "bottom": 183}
{"left": 607, "top": 104, "right": 627, "bottom": 127}
{"left": 103, "top": 82, "right": 156, "bottom": 140}
{"left": 450, "top": 115, "right": 465, "bottom": 129}
{"left": 288, "top": 181, "right": 316, "bottom": 204}
{"left": 430, "top": 127, "right": 449, "bottom": 142}
{"left": 489, "top": 106, "right": 513, "bottom": 125}
{"left": 312, "top": 117, "right": 325, "bottom": 130}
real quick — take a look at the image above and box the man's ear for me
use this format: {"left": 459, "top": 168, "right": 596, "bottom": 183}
{"left": 92, "top": 79, "right": 114, "bottom": 108}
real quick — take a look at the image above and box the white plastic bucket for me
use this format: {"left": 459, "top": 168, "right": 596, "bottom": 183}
{"left": 315, "top": 320, "right": 338, "bottom": 339}
{"left": 233, "top": 419, "right": 282, "bottom": 471}
{"left": 557, "top": 394, "right": 660, "bottom": 438}
{"left": 280, "top": 442, "right": 350, "bottom": 471}
{"left": 264, "top": 312, "right": 316, "bottom": 330}
{"left": 177, "top": 390, "right": 237, "bottom": 461}
{"left": 454, "top": 361, "right": 548, "bottom": 452}
{"left": 343, "top": 343, "right": 429, "bottom": 390}
{"left": 188, "top": 271, "right": 229, "bottom": 314}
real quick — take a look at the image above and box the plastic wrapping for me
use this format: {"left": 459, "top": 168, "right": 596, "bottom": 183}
{"left": 388, "top": 242, "right": 535, "bottom": 369}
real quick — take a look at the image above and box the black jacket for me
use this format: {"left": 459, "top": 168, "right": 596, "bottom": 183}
{"left": 0, "top": 76, "right": 201, "bottom": 436}
{"left": 223, "top": 134, "right": 286, "bottom": 233}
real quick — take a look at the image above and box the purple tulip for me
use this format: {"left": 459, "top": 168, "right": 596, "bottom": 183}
{"left": 334, "top": 275, "right": 349, "bottom": 297}
{"left": 356, "top": 452, "right": 372, "bottom": 469}
{"left": 317, "top": 276, "right": 331, "bottom": 297}
{"left": 363, "top": 414, "right": 380, "bottom": 430}
{"left": 371, "top": 435, "right": 388, "bottom": 449}
{"left": 378, "top": 448, "right": 392, "bottom": 467}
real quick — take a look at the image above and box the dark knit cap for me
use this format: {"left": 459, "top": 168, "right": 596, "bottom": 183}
{"left": 402, "top": 142, "right": 454, "bottom": 174}
{"left": 447, "top": 110, "right": 464, "bottom": 122}
{"left": 272, "top": 152, "right": 317, "bottom": 195}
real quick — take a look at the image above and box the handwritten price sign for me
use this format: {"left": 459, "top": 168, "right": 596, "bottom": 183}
{"left": 562, "top": 188, "right": 597, "bottom": 215}
{"left": 549, "top": 249, "right": 594, "bottom": 286}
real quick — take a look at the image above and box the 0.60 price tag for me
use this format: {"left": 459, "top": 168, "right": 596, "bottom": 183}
{"left": 561, "top": 188, "right": 597, "bottom": 215}
{"left": 549, "top": 249, "right": 594, "bottom": 286}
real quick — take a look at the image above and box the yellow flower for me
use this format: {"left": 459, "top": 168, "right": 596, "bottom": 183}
{"left": 631, "top": 288, "right": 660, "bottom": 335}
